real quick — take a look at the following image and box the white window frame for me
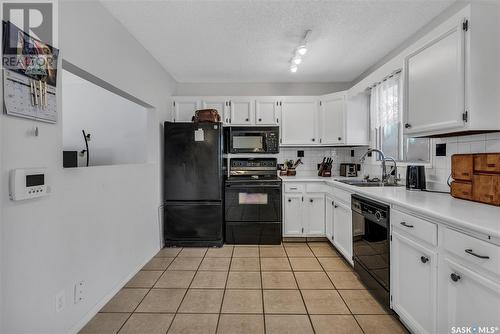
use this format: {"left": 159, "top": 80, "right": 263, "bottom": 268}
{"left": 370, "top": 70, "right": 432, "bottom": 166}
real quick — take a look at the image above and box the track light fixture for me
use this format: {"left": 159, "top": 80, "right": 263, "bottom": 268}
{"left": 289, "top": 30, "right": 311, "bottom": 73}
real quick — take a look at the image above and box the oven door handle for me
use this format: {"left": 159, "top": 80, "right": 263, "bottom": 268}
{"left": 226, "top": 184, "right": 281, "bottom": 189}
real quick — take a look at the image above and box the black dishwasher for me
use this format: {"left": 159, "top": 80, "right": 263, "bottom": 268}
{"left": 352, "top": 194, "right": 391, "bottom": 310}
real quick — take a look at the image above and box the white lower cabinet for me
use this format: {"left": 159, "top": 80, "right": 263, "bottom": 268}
{"left": 332, "top": 200, "right": 352, "bottom": 264}
{"left": 283, "top": 188, "right": 325, "bottom": 237}
{"left": 304, "top": 194, "right": 325, "bottom": 235}
{"left": 283, "top": 194, "right": 303, "bottom": 235}
{"left": 438, "top": 257, "right": 500, "bottom": 333}
{"left": 325, "top": 195, "right": 335, "bottom": 243}
{"left": 391, "top": 210, "right": 500, "bottom": 334}
{"left": 391, "top": 231, "right": 437, "bottom": 334}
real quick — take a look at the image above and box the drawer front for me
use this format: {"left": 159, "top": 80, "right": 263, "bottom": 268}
{"left": 306, "top": 183, "right": 329, "bottom": 193}
{"left": 452, "top": 154, "right": 473, "bottom": 181}
{"left": 472, "top": 174, "right": 500, "bottom": 206}
{"left": 443, "top": 227, "right": 500, "bottom": 277}
{"left": 392, "top": 209, "right": 437, "bottom": 246}
{"left": 284, "top": 183, "right": 305, "bottom": 193}
{"left": 474, "top": 154, "right": 500, "bottom": 174}
{"left": 451, "top": 181, "right": 473, "bottom": 201}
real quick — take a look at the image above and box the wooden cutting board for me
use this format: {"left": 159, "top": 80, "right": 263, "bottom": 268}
{"left": 451, "top": 153, "right": 500, "bottom": 206}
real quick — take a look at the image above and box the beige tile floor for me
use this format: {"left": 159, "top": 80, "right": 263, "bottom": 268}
{"left": 79, "top": 242, "right": 408, "bottom": 334}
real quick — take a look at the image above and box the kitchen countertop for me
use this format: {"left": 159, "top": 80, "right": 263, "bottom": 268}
{"left": 280, "top": 174, "right": 500, "bottom": 242}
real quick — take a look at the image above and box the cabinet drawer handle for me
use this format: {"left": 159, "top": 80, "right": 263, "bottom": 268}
{"left": 245, "top": 118, "right": 249, "bottom": 122}
{"left": 338, "top": 137, "right": 342, "bottom": 141}
{"left": 312, "top": 138, "right": 315, "bottom": 142}
{"left": 258, "top": 118, "right": 262, "bottom": 122}
{"left": 465, "top": 249, "right": 490, "bottom": 259}
{"left": 289, "top": 187, "right": 297, "bottom": 190}
{"left": 288, "top": 199, "right": 291, "bottom": 202}
{"left": 334, "top": 204, "right": 338, "bottom": 208}
{"left": 420, "top": 256, "right": 429, "bottom": 264}
{"left": 450, "top": 273, "right": 461, "bottom": 282}
{"left": 487, "top": 163, "right": 496, "bottom": 168}
{"left": 276, "top": 118, "right": 279, "bottom": 123}
{"left": 400, "top": 222, "right": 414, "bottom": 228}
{"left": 405, "top": 123, "right": 411, "bottom": 129}
{"left": 310, "top": 199, "right": 313, "bottom": 203}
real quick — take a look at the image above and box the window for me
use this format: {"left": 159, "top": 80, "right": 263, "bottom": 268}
{"left": 370, "top": 72, "right": 430, "bottom": 163}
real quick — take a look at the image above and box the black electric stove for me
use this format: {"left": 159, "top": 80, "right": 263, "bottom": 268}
{"left": 225, "top": 158, "right": 282, "bottom": 244}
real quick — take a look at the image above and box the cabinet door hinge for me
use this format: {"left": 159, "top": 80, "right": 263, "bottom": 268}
{"left": 463, "top": 19, "right": 469, "bottom": 31}
{"left": 463, "top": 110, "right": 469, "bottom": 122}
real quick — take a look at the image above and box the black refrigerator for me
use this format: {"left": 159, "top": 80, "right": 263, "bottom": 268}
{"left": 163, "top": 122, "right": 223, "bottom": 247}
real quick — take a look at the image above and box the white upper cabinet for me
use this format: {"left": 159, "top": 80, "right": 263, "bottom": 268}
{"left": 404, "top": 4, "right": 500, "bottom": 136}
{"left": 171, "top": 92, "right": 370, "bottom": 143}
{"left": 255, "top": 99, "right": 280, "bottom": 125}
{"left": 281, "top": 98, "right": 318, "bottom": 145}
{"left": 202, "top": 97, "right": 230, "bottom": 125}
{"left": 320, "top": 92, "right": 345, "bottom": 145}
{"left": 229, "top": 98, "right": 254, "bottom": 125}
{"left": 404, "top": 16, "right": 466, "bottom": 135}
{"left": 172, "top": 97, "right": 200, "bottom": 122}
{"left": 319, "top": 91, "right": 370, "bottom": 146}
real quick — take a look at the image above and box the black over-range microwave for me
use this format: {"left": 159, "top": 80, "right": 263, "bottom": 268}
{"left": 224, "top": 126, "right": 279, "bottom": 154}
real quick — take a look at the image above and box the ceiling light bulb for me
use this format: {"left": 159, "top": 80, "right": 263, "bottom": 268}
{"left": 297, "top": 45, "right": 307, "bottom": 56}
{"left": 293, "top": 57, "right": 302, "bottom": 65}
{"left": 290, "top": 65, "right": 298, "bottom": 73}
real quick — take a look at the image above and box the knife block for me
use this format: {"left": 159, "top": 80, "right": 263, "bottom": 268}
{"left": 451, "top": 153, "right": 500, "bottom": 206}
{"left": 320, "top": 170, "right": 332, "bottom": 177}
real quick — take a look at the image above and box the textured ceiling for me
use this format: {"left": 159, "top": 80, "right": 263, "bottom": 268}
{"left": 101, "top": 0, "right": 454, "bottom": 83}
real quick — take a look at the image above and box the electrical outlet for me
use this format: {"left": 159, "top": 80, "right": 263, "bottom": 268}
{"left": 55, "top": 290, "right": 65, "bottom": 313}
{"left": 74, "top": 281, "right": 85, "bottom": 304}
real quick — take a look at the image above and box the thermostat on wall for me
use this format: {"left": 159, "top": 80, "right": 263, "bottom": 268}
{"left": 9, "top": 168, "right": 50, "bottom": 201}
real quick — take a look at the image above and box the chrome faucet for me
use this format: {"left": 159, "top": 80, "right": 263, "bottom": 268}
{"left": 359, "top": 149, "right": 399, "bottom": 185}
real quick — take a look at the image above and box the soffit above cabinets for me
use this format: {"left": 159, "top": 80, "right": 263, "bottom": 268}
{"left": 101, "top": 0, "right": 453, "bottom": 83}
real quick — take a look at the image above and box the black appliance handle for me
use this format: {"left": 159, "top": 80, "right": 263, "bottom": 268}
{"left": 226, "top": 184, "right": 281, "bottom": 189}
{"left": 465, "top": 249, "right": 490, "bottom": 259}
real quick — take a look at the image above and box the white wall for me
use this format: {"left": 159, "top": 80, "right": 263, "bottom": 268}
{"left": 0, "top": 1, "right": 176, "bottom": 334}
{"left": 175, "top": 82, "right": 350, "bottom": 96}
{"left": 62, "top": 69, "right": 148, "bottom": 166}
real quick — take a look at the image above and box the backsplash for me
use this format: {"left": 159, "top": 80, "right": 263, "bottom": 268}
{"left": 359, "top": 132, "right": 500, "bottom": 191}
{"left": 427, "top": 133, "right": 500, "bottom": 186}
{"left": 277, "top": 133, "right": 500, "bottom": 189}
{"left": 277, "top": 147, "right": 361, "bottom": 176}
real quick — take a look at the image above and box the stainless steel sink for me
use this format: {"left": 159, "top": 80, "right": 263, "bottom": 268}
{"left": 337, "top": 180, "right": 403, "bottom": 187}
